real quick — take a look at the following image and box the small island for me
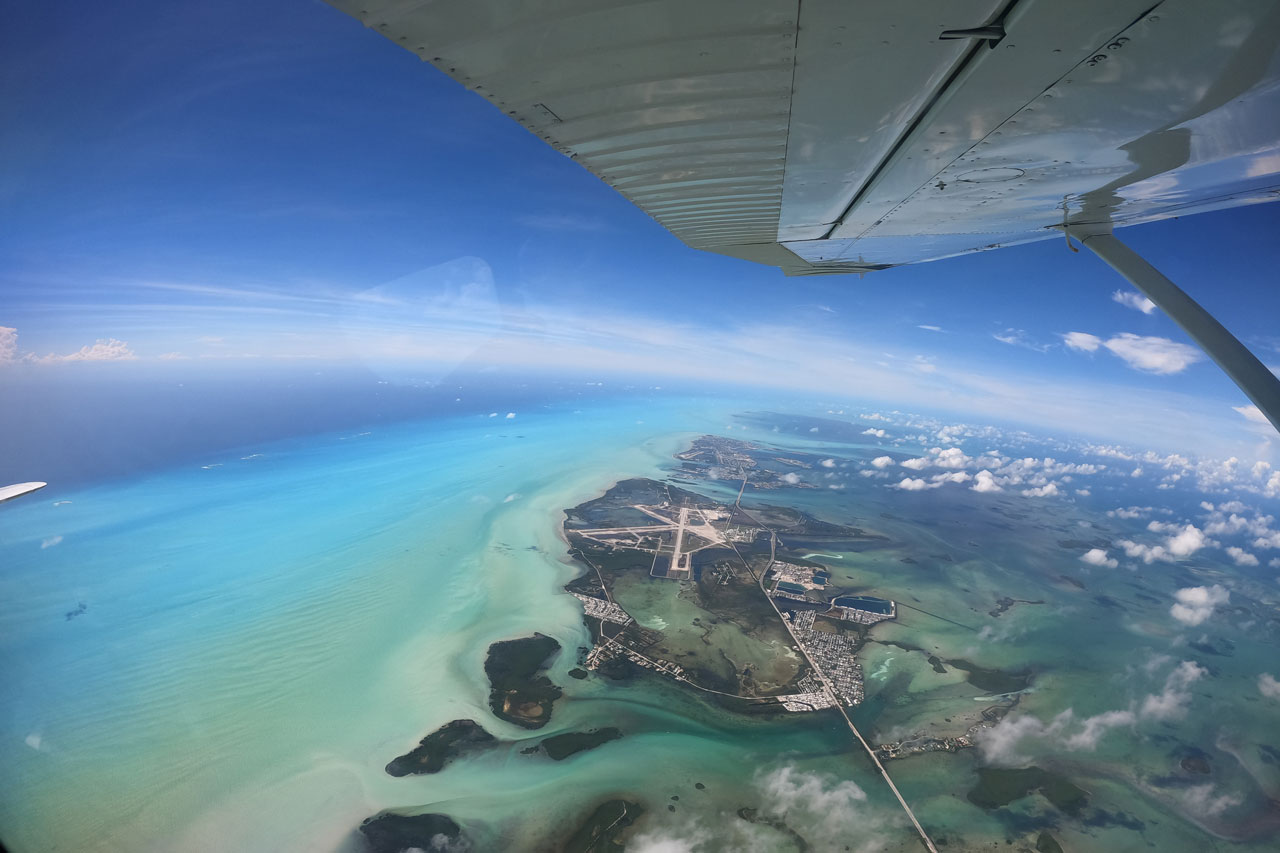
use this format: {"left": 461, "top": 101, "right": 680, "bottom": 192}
{"left": 534, "top": 727, "right": 623, "bottom": 761}
{"left": 385, "top": 719, "right": 497, "bottom": 776}
{"left": 484, "top": 633, "right": 563, "bottom": 729}
{"left": 359, "top": 812, "right": 467, "bottom": 853}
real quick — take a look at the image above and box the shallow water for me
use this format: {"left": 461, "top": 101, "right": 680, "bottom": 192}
{"left": 4, "top": 399, "right": 1278, "bottom": 852}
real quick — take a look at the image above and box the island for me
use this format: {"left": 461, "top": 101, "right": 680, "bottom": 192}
{"left": 385, "top": 719, "right": 497, "bottom": 776}
{"left": 484, "top": 633, "right": 563, "bottom": 729}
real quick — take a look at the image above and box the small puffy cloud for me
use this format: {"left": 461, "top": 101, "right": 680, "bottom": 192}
{"left": 30, "top": 338, "right": 137, "bottom": 363}
{"left": 934, "top": 447, "right": 972, "bottom": 469}
{"left": 870, "top": 456, "right": 893, "bottom": 469}
{"left": 932, "top": 471, "right": 971, "bottom": 485}
{"left": 862, "top": 428, "right": 886, "bottom": 438}
{"left": 1233, "top": 405, "right": 1269, "bottom": 425}
{"left": 505, "top": 412, "right": 516, "bottom": 419}
{"left": 1062, "top": 331, "right": 1102, "bottom": 352}
{"left": 1140, "top": 660, "right": 1206, "bottom": 720}
{"left": 1062, "top": 709, "right": 1136, "bottom": 750}
{"left": 1119, "top": 524, "right": 1209, "bottom": 564}
{"left": 1080, "top": 548, "right": 1117, "bottom": 568}
{"left": 1102, "top": 333, "right": 1201, "bottom": 374}
{"left": 971, "top": 470, "right": 1002, "bottom": 493}
{"left": 977, "top": 708, "right": 1131, "bottom": 765}
{"left": 860, "top": 413, "right": 889, "bottom": 421}
{"left": 1225, "top": 546, "right": 1259, "bottom": 567}
{"left": 900, "top": 457, "right": 929, "bottom": 470}
{"left": 41, "top": 535, "right": 63, "bottom": 549}
{"left": 1021, "top": 482, "right": 1060, "bottom": 497}
{"left": 1259, "top": 673, "right": 1280, "bottom": 699}
{"left": 1180, "top": 784, "right": 1241, "bottom": 820}
{"left": 820, "top": 458, "right": 836, "bottom": 468}
{"left": 1112, "top": 290, "right": 1157, "bottom": 314}
{"left": 896, "top": 477, "right": 933, "bottom": 491}
{"left": 1064, "top": 332, "right": 1202, "bottom": 374}
{"left": 994, "top": 328, "right": 1049, "bottom": 352}
{"left": 0, "top": 326, "right": 16, "bottom": 363}
{"left": 1169, "top": 584, "right": 1229, "bottom": 626}
{"left": 1166, "top": 524, "right": 1208, "bottom": 556}
{"left": 781, "top": 472, "right": 801, "bottom": 485}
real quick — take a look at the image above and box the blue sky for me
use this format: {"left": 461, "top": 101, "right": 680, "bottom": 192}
{"left": 4, "top": 0, "right": 1280, "bottom": 454}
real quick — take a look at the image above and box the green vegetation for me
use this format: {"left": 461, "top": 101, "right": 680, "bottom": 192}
{"left": 537, "top": 727, "right": 624, "bottom": 760}
{"left": 484, "top": 633, "right": 563, "bottom": 729}
{"left": 384, "top": 719, "right": 496, "bottom": 776}
{"left": 359, "top": 812, "right": 465, "bottom": 852}
{"left": 967, "top": 766, "right": 1089, "bottom": 816}
{"left": 560, "top": 799, "right": 642, "bottom": 852}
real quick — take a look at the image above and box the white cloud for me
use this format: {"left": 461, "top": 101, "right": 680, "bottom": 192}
{"left": 1259, "top": 673, "right": 1280, "bottom": 699}
{"left": 1233, "top": 405, "right": 1269, "bottom": 425}
{"left": 1062, "top": 331, "right": 1102, "bottom": 352}
{"left": 1140, "top": 660, "right": 1206, "bottom": 720}
{"left": 934, "top": 447, "right": 972, "bottom": 469}
{"left": 1180, "top": 783, "right": 1241, "bottom": 820}
{"left": 1225, "top": 546, "right": 1259, "bottom": 567}
{"left": 1169, "top": 585, "right": 1229, "bottom": 626}
{"left": 931, "top": 471, "right": 971, "bottom": 485}
{"left": 979, "top": 659, "right": 1206, "bottom": 766}
{"left": 1080, "top": 548, "right": 1117, "bottom": 568}
{"left": 1102, "top": 333, "right": 1201, "bottom": 375}
{"left": 820, "top": 458, "right": 836, "bottom": 468}
{"left": 629, "top": 766, "right": 893, "bottom": 852}
{"left": 1064, "top": 331, "right": 1202, "bottom": 374}
{"left": 971, "top": 470, "right": 1002, "bottom": 493}
{"left": 896, "top": 477, "right": 933, "bottom": 491}
{"left": 1062, "top": 709, "right": 1136, "bottom": 750}
{"left": 978, "top": 707, "right": 1134, "bottom": 765}
{"left": 918, "top": 324, "right": 943, "bottom": 332}
{"left": 1021, "top": 482, "right": 1060, "bottom": 497}
{"left": 1166, "top": 524, "right": 1209, "bottom": 556}
{"left": 994, "top": 328, "right": 1050, "bottom": 352}
{"left": 862, "top": 428, "right": 886, "bottom": 438}
{"left": 1112, "top": 290, "right": 1157, "bottom": 314}
{"left": 900, "top": 457, "right": 929, "bottom": 471}
{"left": 781, "top": 472, "right": 801, "bottom": 485}
{"left": 0, "top": 326, "right": 16, "bottom": 363}
{"left": 1118, "top": 524, "right": 1209, "bottom": 564}
{"left": 28, "top": 338, "right": 137, "bottom": 363}
{"left": 505, "top": 412, "right": 516, "bottom": 419}
{"left": 40, "top": 535, "right": 63, "bottom": 550}
{"left": 870, "top": 456, "right": 893, "bottom": 469}
{"left": 1108, "top": 506, "right": 1152, "bottom": 519}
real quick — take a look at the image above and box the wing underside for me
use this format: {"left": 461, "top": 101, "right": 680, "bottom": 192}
{"left": 325, "top": 0, "right": 1280, "bottom": 275}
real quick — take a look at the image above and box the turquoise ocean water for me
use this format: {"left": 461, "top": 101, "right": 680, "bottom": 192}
{"left": 5, "top": 395, "right": 1279, "bottom": 852}
{"left": 1, "top": 396, "right": 768, "bottom": 851}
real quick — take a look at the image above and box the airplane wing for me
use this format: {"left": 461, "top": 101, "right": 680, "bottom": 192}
{"left": 324, "top": 0, "right": 1280, "bottom": 275}
{"left": 0, "top": 482, "right": 46, "bottom": 503}
{"left": 322, "top": 0, "right": 1280, "bottom": 433}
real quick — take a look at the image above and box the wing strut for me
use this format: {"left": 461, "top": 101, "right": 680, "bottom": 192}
{"left": 1068, "top": 227, "right": 1280, "bottom": 435}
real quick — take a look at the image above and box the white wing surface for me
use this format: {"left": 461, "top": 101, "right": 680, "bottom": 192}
{"left": 324, "top": 0, "right": 1280, "bottom": 275}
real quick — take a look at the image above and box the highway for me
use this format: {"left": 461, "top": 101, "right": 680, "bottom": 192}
{"left": 751, "top": 531, "right": 939, "bottom": 853}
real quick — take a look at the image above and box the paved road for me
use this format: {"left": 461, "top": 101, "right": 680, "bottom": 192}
{"left": 753, "top": 532, "right": 939, "bottom": 853}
